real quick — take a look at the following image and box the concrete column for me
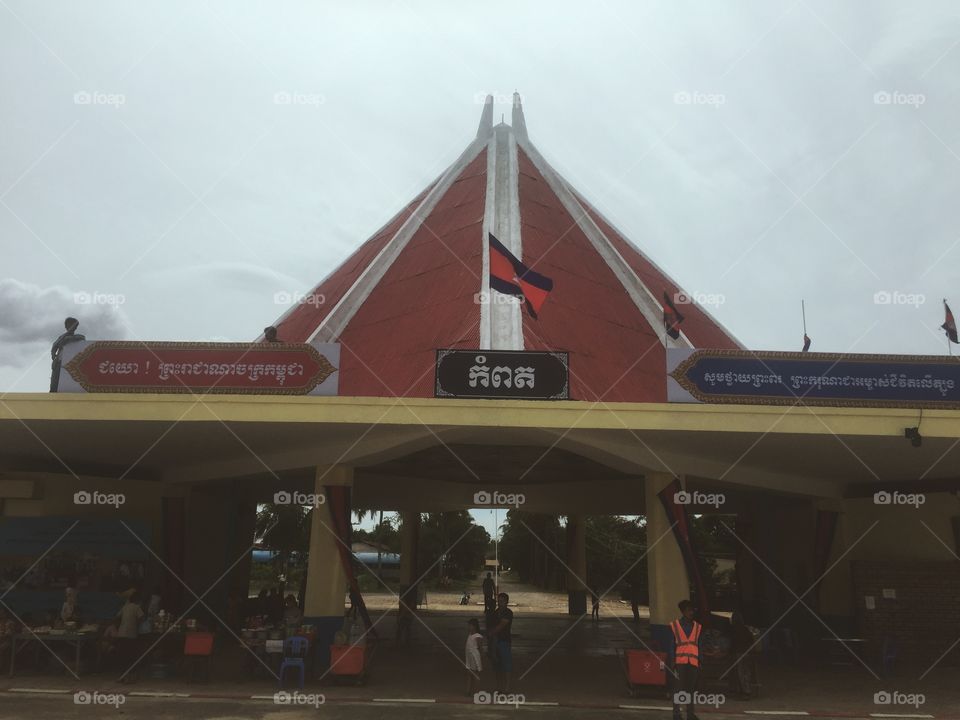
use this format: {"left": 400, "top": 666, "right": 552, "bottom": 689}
{"left": 399, "top": 511, "right": 420, "bottom": 587}
{"left": 303, "top": 465, "right": 353, "bottom": 665}
{"left": 817, "top": 498, "right": 853, "bottom": 621}
{"left": 184, "top": 486, "right": 242, "bottom": 621}
{"left": 645, "top": 473, "right": 689, "bottom": 646}
{"left": 566, "top": 514, "right": 588, "bottom": 615}
{"left": 225, "top": 498, "right": 257, "bottom": 629}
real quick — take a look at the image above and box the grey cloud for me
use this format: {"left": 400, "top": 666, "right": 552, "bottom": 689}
{"left": 0, "top": 278, "right": 128, "bottom": 367}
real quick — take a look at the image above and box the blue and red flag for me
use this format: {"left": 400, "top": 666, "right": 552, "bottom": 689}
{"left": 488, "top": 233, "right": 553, "bottom": 317}
{"left": 942, "top": 300, "right": 958, "bottom": 344}
{"left": 662, "top": 290, "right": 685, "bottom": 340}
{"left": 657, "top": 479, "right": 710, "bottom": 622}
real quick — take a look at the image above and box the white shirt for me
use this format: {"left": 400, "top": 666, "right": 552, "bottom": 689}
{"left": 465, "top": 632, "right": 483, "bottom": 670}
{"left": 117, "top": 602, "right": 143, "bottom": 639}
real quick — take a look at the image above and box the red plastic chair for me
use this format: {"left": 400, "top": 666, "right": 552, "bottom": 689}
{"left": 183, "top": 632, "right": 214, "bottom": 682}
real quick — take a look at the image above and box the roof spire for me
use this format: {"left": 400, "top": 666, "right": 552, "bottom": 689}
{"left": 512, "top": 91, "right": 528, "bottom": 141}
{"left": 477, "top": 94, "right": 494, "bottom": 138}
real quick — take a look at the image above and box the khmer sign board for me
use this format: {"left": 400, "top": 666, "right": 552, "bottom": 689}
{"left": 435, "top": 349, "right": 569, "bottom": 400}
{"left": 667, "top": 348, "right": 960, "bottom": 409}
{"left": 58, "top": 341, "right": 340, "bottom": 395}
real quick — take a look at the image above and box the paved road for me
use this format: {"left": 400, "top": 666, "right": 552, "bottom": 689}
{"left": 0, "top": 696, "right": 649, "bottom": 719}
{"left": 0, "top": 695, "right": 866, "bottom": 720}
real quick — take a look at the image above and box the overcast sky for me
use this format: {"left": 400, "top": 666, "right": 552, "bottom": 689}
{"left": 4, "top": 1, "right": 960, "bottom": 538}
{"left": 3, "top": 1, "right": 960, "bottom": 392}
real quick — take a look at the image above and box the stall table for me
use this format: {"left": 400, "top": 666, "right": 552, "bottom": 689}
{"left": 9, "top": 631, "right": 100, "bottom": 678}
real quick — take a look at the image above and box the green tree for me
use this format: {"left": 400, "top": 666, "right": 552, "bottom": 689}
{"left": 498, "top": 511, "right": 564, "bottom": 589}
{"left": 584, "top": 515, "right": 647, "bottom": 597}
{"left": 417, "top": 511, "right": 490, "bottom": 581}
{"left": 254, "top": 503, "right": 312, "bottom": 593}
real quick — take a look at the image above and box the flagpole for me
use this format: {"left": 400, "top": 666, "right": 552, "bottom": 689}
{"left": 802, "top": 299, "right": 807, "bottom": 336}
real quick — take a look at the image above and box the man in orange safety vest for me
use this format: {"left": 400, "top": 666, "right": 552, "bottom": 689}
{"left": 670, "top": 599, "right": 702, "bottom": 720}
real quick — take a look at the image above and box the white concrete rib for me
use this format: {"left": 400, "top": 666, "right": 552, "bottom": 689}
{"left": 308, "top": 133, "right": 489, "bottom": 344}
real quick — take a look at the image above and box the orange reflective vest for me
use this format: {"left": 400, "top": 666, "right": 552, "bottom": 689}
{"left": 671, "top": 619, "right": 702, "bottom": 667}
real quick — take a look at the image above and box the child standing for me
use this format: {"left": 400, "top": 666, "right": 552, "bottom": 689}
{"left": 465, "top": 618, "right": 484, "bottom": 696}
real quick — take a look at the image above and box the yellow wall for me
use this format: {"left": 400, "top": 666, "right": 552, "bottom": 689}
{"left": 819, "top": 493, "right": 960, "bottom": 617}
{"left": 0, "top": 474, "right": 186, "bottom": 554}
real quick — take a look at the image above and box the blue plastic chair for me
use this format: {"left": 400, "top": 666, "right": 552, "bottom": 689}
{"left": 278, "top": 636, "right": 309, "bottom": 689}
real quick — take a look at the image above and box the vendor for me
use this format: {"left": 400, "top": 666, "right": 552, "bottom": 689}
{"left": 146, "top": 586, "right": 162, "bottom": 617}
{"left": 117, "top": 590, "right": 144, "bottom": 683}
{"left": 60, "top": 586, "right": 79, "bottom": 624}
{"left": 283, "top": 594, "right": 303, "bottom": 627}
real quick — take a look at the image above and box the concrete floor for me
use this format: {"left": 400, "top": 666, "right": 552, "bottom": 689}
{"left": 0, "top": 696, "right": 709, "bottom": 720}
{"left": 2, "top": 610, "right": 958, "bottom": 716}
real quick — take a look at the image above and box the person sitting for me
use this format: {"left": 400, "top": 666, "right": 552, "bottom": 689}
{"left": 283, "top": 594, "right": 303, "bottom": 628}
{"left": 99, "top": 617, "right": 121, "bottom": 669}
{"left": 61, "top": 586, "right": 79, "bottom": 624}
{"left": 50, "top": 317, "right": 85, "bottom": 392}
{"left": 262, "top": 326, "right": 281, "bottom": 343}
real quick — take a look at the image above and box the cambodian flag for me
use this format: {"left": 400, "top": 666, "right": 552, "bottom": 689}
{"left": 942, "top": 300, "right": 958, "bottom": 343}
{"left": 488, "top": 233, "right": 553, "bottom": 317}
{"left": 662, "top": 290, "right": 685, "bottom": 340}
{"left": 802, "top": 334, "right": 811, "bottom": 352}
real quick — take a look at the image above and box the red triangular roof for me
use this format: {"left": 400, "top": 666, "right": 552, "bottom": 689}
{"left": 272, "top": 94, "right": 740, "bottom": 401}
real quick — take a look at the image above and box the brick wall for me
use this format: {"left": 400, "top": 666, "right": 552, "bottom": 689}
{"left": 852, "top": 560, "right": 960, "bottom": 666}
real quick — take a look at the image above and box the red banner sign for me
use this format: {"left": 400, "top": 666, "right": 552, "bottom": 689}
{"left": 63, "top": 341, "right": 338, "bottom": 394}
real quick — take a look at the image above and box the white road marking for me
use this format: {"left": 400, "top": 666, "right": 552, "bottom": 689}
{"left": 373, "top": 698, "right": 437, "bottom": 703}
{"left": 619, "top": 705, "right": 674, "bottom": 711}
{"left": 8, "top": 688, "right": 70, "bottom": 694}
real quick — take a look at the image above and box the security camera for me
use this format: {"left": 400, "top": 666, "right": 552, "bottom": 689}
{"left": 904, "top": 427, "right": 922, "bottom": 448}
